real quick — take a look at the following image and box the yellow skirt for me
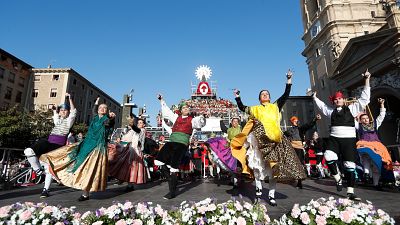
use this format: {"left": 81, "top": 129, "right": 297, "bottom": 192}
{"left": 39, "top": 143, "right": 108, "bottom": 192}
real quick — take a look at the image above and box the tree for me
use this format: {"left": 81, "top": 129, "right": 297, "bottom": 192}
{"left": 71, "top": 122, "right": 88, "bottom": 135}
{"left": 0, "top": 105, "right": 31, "bottom": 148}
{"left": 29, "top": 109, "right": 53, "bottom": 141}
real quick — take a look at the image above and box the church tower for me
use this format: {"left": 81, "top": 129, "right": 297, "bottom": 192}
{"left": 300, "top": 0, "right": 387, "bottom": 136}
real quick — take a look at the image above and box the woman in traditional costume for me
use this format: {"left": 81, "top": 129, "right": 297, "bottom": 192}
{"left": 356, "top": 98, "right": 397, "bottom": 189}
{"left": 40, "top": 97, "right": 115, "bottom": 201}
{"left": 204, "top": 117, "right": 241, "bottom": 187}
{"left": 24, "top": 93, "right": 76, "bottom": 198}
{"left": 108, "top": 117, "right": 147, "bottom": 191}
{"left": 234, "top": 70, "right": 306, "bottom": 206}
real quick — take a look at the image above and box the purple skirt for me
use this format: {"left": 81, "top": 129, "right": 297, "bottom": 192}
{"left": 206, "top": 137, "right": 237, "bottom": 172}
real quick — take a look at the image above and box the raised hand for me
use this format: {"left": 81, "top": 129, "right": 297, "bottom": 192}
{"left": 378, "top": 98, "right": 385, "bottom": 105}
{"left": 316, "top": 114, "right": 322, "bottom": 120}
{"left": 233, "top": 89, "right": 240, "bottom": 97}
{"left": 95, "top": 97, "right": 100, "bottom": 105}
{"left": 157, "top": 94, "right": 163, "bottom": 100}
{"left": 109, "top": 112, "right": 116, "bottom": 118}
{"left": 286, "top": 69, "right": 293, "bottom": 80}
{"left": 312, "top": 91, "right": 317, "bottom": 98}
{"left": 362, "top": 69, "right": 371, "bottom": 79}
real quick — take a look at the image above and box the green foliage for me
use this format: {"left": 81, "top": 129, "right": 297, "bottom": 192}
{"left": 29, "top": 109, "right": 53, "bottom": 140}
{"left": 0, "top": 105, "right": 31, "bottom": 148}
{"left": 71, "top": 122, "right": 88, "bottom": 135}
{"left": 0, "top": 106, "right": 53, "bottom": 148}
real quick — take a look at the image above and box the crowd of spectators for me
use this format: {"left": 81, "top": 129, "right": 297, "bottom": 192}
{"left": 179, "top": 98, "right": 238, "bottom": 118}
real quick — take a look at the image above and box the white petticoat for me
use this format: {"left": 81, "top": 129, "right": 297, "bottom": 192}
{"left": 245, "top": 132, "right": 272, "bottom": 180}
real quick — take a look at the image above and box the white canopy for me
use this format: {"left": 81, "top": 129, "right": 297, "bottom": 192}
{"left": 200, "top": 117, "right": 222, "bottom": 132}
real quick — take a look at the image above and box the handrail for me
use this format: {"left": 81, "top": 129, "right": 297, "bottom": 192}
{"left": 0, "top": 147, "right": 25, "bottom": 189}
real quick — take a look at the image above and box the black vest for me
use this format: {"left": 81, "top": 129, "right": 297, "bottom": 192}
{"left": 331, "top": 106, "right": 354, "bottom": 127}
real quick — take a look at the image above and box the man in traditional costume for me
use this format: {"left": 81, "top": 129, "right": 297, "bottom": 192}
{"left": 154, "top": 94, "right": 206, "bottom": 199}
{"left": 24, "top": 93, "right": 76, "bottom": 198}
{"left": 313, "top": 69, "right": 371, "bottom": 200}
{"left": 233, "top": 70, "right": 306, "bottom": 206}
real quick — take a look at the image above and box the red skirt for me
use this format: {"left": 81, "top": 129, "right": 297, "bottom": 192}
{"left": 108, "top": 144, "right": 147, "bottom": 184}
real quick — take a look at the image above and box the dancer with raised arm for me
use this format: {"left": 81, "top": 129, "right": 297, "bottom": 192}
{"left": 313, "top": 69, "right": 371, "bottom": 200}
{"left": 40, "top": 97, "right": 115, "bottom": 201}
{"left": 108, "top": 117, "right": 147, "bottom": 191}
{"left": 154, "top": 94, "right": 206, "bottom": 199}
{"left": 356, "top": 98, "right": 397, "bottom": 190}
{"left": 234, "top": 70, "right": 306, "bottom": 206}
{"left": 23, "top": 93, "right": 76, "bottom": 198}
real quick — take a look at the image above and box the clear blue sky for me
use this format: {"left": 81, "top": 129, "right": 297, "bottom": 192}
{"left": 1, "top": 1, "right": 310, "bottom": 126}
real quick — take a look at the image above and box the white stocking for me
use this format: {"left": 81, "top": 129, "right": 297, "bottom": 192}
{"left": 24, "top": 148, "right": 41, "bottom": 171}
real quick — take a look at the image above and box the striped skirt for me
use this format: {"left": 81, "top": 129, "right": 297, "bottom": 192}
{"left": 108, "top": 143, "right": 147, "bottom": 184}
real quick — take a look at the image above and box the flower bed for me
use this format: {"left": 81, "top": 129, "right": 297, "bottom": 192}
{"left": 169, "top": 198, "right": 270, "bottom": 225}
{"left": 0, "top": 202, "right": 80, "bottom": 225}
{"left": 275, "top": 197, "right": 395, "bottom": 225}
{"left": 0, "top": 197, "right": 394, "bottom": 225}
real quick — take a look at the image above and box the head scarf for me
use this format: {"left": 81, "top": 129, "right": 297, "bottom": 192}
{"left": 329, "top": 91, "right": 344, "bottom": 103}
{"left": 58, "top": 103, "right": 70, "bottom": 110}
{"left": 179, "top": 102, "right": 188, "bottom": 111}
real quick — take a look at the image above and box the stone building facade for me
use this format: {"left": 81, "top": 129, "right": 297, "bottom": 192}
{"left": 301, "top": 0, "right": 400, "bottom": 149}
{"left": 0, "top": 48, "right": 33, "bottom": 110}
{"left": 32, "top": 68, "right": 122, "bottom": 128}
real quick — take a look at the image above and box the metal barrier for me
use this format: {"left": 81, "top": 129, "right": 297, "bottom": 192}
{"left": 0, "top": 147, "right": 25, "bottom": 189}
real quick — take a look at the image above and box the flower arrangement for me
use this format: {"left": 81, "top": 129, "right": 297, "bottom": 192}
{"left": 275, "top": 197, "right": 395, "bottom": 225}
{"left": 0, "top": 197, "right": 395, "bottom": 225}
{"left": 80, "top": 201, "right": 175, "bottom": 225}
{"left": 0, "top": 202, "right": 80, "bottom": 225}
{"left": 169, "top": 197, "right": 270, "bottom": 225}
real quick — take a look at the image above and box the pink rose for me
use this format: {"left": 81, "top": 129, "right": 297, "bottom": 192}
{"left": 132, "top": 219, "right": 143, "bottom": 225}
{"left": 300, "top": 212, "right": 310, "bottom": 224}
{"left": 318, "top": 206, "right": 330, "bottom": 216}
{"left": 291, "top": 207, "right": 301, "bottom": 219}
{"left": 42, "top": 206, "right": 53, "bottom": 214}
{"left": 81, "top": 211, "right": 91, "bottom": 219}
{"left": 123, "top": 202, "right": 133, "bottom": 210}
{"left": 55, "top": 222, "right": 65, "bottom": 225}
{"left": 315, "top": 215, "right": 327, "bottom": 225}
{"left": 375, "top": 219, "right": 383, "bottom": 225}
{"left": 19, "top": 210, "right": 32, "bottom": 221}
{"left": 73, "top": 212, "right": 81, "bottom": 219}
{"left": 0, "top": 206, "right": 11, "bottom": 218}
{"left": 237, "top": 216, "right": 246, "bottom": 225}
{"left": 155, "top": 205, "right": 165, "bottom": 217}
{"left": 340, "top": 210, "right": 354, "bottom": 223}
{"left": 208, "top": 203, "right": 217, "bottom": 211}
{"left": 107, "top": 205, "right": 118, "bottom": 213}
{"left": 116, "top": 219, "right": 127, "bottom": 225}
{"left": 197, "top": 206, "right": 207, "bottom": 214}
{"left": 234, "top": 202, "right": 243, "bottom": 211}
{"left": 136, "top": 203, "right": 147, "bottom": 214}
